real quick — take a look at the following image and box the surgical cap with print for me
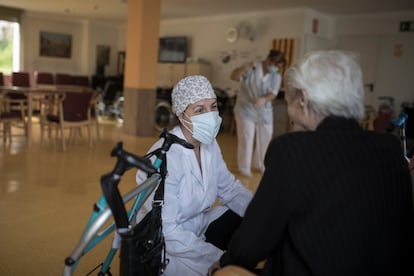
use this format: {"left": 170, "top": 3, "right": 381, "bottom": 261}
{"left": 171, "top": 75, "right": 216, "bottom": 115}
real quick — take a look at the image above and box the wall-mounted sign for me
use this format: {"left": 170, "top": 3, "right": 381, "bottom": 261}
{"left": 312, "top": 19, "right": 319, "bottom": 34}
{"left": 394, "top": 43, "right": 404, "bottom": 57}
{"left": 399, "top": 21, "right": 414, "bottom": 32}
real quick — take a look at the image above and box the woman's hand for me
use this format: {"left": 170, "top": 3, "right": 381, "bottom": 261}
{"left": 255, "top": 96, "right": 267, "bottom": 107}
{"left": 209, "top": 265, "right": 258, "bottom": 276}
{"left": 207, "top": 259, "right": 221, "bottom": 276}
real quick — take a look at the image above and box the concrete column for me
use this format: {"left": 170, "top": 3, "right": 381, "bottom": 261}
{"left": 123, "top": 0, "right": 160, "bottom": 136}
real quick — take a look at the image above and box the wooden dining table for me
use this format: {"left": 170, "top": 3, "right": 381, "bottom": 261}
{"left": 0, "top": 85, "right": 96, "bottom": 147}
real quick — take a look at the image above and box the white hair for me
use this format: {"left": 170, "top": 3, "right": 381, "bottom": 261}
{"left": 284, "top": 50, "right": 365, "bottom": 120}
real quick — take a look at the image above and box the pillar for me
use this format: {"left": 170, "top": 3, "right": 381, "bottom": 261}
{"left": 123, "top": 0, "right": 161, "bottom": 136}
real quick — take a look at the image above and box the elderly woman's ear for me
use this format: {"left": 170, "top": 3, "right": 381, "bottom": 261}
{"left": 294, "top": 89, "right": 309, "bottom": 115}
{"left": 298, "top": 90, "right": 308, "bottom": 108}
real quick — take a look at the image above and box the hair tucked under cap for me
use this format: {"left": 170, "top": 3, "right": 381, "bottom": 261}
{"left": 171, "top": 75, "right": 216, "bottom": 115}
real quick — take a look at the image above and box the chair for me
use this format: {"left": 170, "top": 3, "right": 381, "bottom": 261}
{"left": 40, "top": 91, "right": 94, "bottom": 151}
{"left": 55, "top": 73, "right": 73, "bottom": 85}
{"left": 7, "top": 72, "right": 31, "bottom": 132}
{"left": 0, "top": 93, "right": 26, "bottom": 143}
{"left": 34, "top": 71, "right": 54, "bottom": 85}
{"left": 101, "top": 80, "right": 121, "bottom": 116}
{"left": 89, "top": 90, "right": 101, "bottom": 141}
{"left": 72, "top": 75, "right": 90, "bottom": 87}
{"left": 9, "top": 71, "right": 30, "bottom": 101}
{"left": 11, "top": 72, "right": 30, "bottom": 87}
{"left": 0, "top": 72, "right": 4, "bottom": 86}
{"left": 360, "top": 105, "right": 375, "bottom": 130}
{"left": 34, "top": 72, "right": 55, "bottom": 119}
{"left": 373, "top": 105, "right": 393, "bottom": 132}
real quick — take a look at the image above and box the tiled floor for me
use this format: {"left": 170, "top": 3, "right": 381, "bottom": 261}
{"left": 0, "top": 119, "right": 262, "bottom": 275}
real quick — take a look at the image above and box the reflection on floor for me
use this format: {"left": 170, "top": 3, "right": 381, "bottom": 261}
{"left": 0, "top": 119, "right": 262, "bottom": 275}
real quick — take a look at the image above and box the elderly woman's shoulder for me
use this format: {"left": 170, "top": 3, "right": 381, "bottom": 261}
{"left": 267, "top": 131, "right": 314, "bottom": 154}
{"left": 271, "top": 130, "right": 313, "bottom": 144}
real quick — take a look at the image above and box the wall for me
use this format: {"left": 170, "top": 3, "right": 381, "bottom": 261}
{"left": 159, "top": 8, "right": 308, "bottom": 95}
{"left": 17, "top": 8, "right": 414, "bottom": 112}
{"left": 336, "top": 11, "right": 414, "bottom": 111}
{"left": 20, "top": 11, "right": 125, "bottom": 84}
{"left": 88, "top": 21, "right": 121, "bottom": 76}
{"left": 158, "top": 9, "right": 414, "bottom": 112}
{"left": 302, "top": 9, "right": 337, "bottom": 54}
{"left": 22, "top": 13, "right": 85, "bottom": 75}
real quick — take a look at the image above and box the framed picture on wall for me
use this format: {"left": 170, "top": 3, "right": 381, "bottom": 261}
{"left": 39, "top": 31, "right": 72, "bottom": 58}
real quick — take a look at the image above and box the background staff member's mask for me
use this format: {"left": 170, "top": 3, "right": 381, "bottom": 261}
{"left": 267, "top": 64, "right": 278, "bottom": 74}
{"left": 182, "top": 111, "right": 222, "bottom": 145}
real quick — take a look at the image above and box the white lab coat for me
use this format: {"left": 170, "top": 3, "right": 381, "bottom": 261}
{"left": 136, "top": 126, "right": 253, "bottom": 275}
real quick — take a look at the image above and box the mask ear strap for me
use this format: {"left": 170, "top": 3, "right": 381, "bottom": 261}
{"left": 179, "top": 113, "right": 193, "bottom": 134}
{"left": 180, "top": 112, "right": 192, "bottom": 125}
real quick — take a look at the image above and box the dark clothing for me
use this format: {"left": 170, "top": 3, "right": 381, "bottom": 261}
{"left": 205, "top": 209, "right": 242, "bottom": 251}
{"left": 220, "top": 116, "right": 414, "bottom": 276}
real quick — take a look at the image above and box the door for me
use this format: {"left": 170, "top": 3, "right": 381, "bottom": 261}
{"left": 374, "top": 33, "right": 414, "bottom": 113}
{"left": 337, "top": 33, "right": 414, "bottom": 112}
{"left": 337, "top": 35, "right": 380, "bottom": 107}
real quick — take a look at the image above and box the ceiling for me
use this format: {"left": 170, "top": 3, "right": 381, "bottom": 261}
{"left": 0, "top": 0, "right": 413, "bottom": 21}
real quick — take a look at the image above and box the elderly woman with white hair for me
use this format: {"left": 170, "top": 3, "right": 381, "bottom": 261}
{"left": 136, "top": 75, "right": 253, "bottom": 275}
{"left": 211, "top": 51, "right": 414, "bottom": 276}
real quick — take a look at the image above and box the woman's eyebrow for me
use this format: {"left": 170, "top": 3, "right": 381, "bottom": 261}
{"left": 193, "top": 104, "right": 205, "bottom": 109}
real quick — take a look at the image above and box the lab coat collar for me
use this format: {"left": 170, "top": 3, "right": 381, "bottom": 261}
{"left": 173, "top": 126, "right": 204, "bottom": 186}
{"left": 173, "top": 125, "right": 214, "bottom": 190}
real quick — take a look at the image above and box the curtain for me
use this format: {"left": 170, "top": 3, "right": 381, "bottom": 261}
{"left": 0, "top": 6, "right": 23, "bottom": 23}
{"left": 271, "top": 38, "right": 296, "bottom": 88}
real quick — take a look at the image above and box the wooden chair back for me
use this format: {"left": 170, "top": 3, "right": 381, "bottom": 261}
{"left": 0, "top": 72, "right": 4, "bottom": 86}
{"left": 72, "top": 75, "right": 90, "bottom": 87}
{"left": 35, "top": 72, "right": 54, "bottom": 85}
{"left": 55, "top": 73, "right": 73, "bottom": 85}
{"left": 11, "top": 72, "right": 30, "bottom": 87}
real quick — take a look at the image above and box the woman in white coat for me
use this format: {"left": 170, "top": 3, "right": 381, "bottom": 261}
{"left": 136, "top": 75, "right": 253, "bottom": 275}
{"left": 231, "top": 50, "right": 286, "bottom": 176}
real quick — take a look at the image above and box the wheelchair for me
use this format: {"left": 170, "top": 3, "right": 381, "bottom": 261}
{"left": 155, "top": 87, "right": 177, "bottom": 132}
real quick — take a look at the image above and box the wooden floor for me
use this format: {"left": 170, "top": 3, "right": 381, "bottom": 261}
{"left": 0, "top": 119, "right": 262, "bottom": 275}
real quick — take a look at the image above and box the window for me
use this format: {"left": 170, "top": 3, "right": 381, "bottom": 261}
{"left": 0, "top": 20, "right": 19, "bottom": 74}
{"left": 0, "top": 6, "right": 22, "bottom": 76}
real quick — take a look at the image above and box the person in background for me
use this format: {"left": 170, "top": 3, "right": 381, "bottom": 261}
{"left": 230, "top": 49, "right": 286, "bottom": 177}
{"left": 136, "top": 75, "right": 253, "bottom": 276}
{"left": 210, "top": 50, "right": 414, "bottom": 275}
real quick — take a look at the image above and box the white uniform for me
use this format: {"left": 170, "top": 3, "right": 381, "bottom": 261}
{"left": 136, "top": 126, "right": 253, "bottom": 276}
{"left": 234, "top": 61, "right": 281, "bottom": 175}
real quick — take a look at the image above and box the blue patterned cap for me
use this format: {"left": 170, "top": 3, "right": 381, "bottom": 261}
{"left": 172, "top": 75, "right": 216, "bottom": 115}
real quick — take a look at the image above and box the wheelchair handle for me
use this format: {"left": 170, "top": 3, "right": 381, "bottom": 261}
{"left": 111, "top": 142, "right": 156, "bottom": 175}
{"left": 159, "top": 128, "right": 194, "bottom": 151}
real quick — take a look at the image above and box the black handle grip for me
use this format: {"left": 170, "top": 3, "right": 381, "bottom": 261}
{"left": 111, "top": 142, "right": 156, "bottom": 175}
{"left": 101, "top": 142, "right": 156, "bottom": 229}
{"left": 159, "top": 128, "right": 194, "bottom": 151}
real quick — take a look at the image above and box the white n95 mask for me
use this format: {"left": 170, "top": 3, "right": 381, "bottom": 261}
{"left": 182, "top": 111, "right": 222, "bottom": 145}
